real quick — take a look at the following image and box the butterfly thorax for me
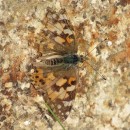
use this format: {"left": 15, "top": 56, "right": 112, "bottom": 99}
{"left": 63, "top": 54, "right": 80, "bottom": 64}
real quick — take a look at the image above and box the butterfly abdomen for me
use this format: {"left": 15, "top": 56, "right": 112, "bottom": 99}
{"left": 45, "top": 58, "right": 63, "bottom": 66}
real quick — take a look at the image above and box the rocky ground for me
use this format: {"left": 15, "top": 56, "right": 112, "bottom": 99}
{"left": 0, "top": 0, "right": 130, "bottom": 130}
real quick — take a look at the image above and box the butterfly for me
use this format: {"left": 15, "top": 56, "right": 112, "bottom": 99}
{"left": 29, "top": 7, "right": 86, "bottom": 121}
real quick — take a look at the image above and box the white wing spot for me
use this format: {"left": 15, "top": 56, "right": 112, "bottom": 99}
{"left": 66, "top": 85, "right": 75, "bottom": 92}
{"left": 66, "top": 112, "right": 69, "bottom": 115}
{"left": 57, "top": 104, "right": 61, "bottom": 109}
{"left": 63, "top": 101, "right": 72, "bottom": 107}
{"left": 64, "top": 29, "right": 73, "bottom": 35}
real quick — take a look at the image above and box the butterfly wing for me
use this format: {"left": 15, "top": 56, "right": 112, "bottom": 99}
{"left": 29, "top": 67, "right": 77, "bottom": 121}
{"left": 40, "top": 7, "right": 77, "bottom": 54}
{"left": 29, "top": 8, "right": 77, "bottom": 57}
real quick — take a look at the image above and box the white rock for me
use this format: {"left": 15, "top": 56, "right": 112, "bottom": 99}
{"left": 2, "top": 60, "right": 9, "bottom": 69}
{"left": 5, "top": 82, "right": 13, "bottom": 88}
{"left": 119, "top": 104, "right": 130, "bottom": 120}
{"left": 66, "top": 117, "right": 79, "bottom": 127}
{"left": 107, "top": 41, "right": 112, "bottom": 46}
{"left": 24, "top": 120, "right": 31, "bottom": 126}
{"left": 20, "top": 83, "right": 30, "bottom": 90}
{"left": 112, "top": 115, "right": 122, "bottom": 128}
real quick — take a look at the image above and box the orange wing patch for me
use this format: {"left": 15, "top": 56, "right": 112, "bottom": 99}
{"left": 68, "top": 77, "right": 76, "bottom": 85}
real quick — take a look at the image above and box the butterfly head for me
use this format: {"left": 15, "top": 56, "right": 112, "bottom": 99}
{"left": 78, "top": 55, "right": 87, "bottom": 63}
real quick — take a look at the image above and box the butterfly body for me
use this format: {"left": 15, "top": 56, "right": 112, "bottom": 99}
{"left": 40, "top": 54, "right": 84, "bottom": 67}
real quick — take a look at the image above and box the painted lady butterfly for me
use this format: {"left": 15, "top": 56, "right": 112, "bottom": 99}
{"left": 29, "top": 7, "right": 86, "bottom": 121}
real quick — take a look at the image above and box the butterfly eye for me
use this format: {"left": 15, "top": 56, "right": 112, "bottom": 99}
{"left": 79, "top": 55, "right": 84, "bottom": 62}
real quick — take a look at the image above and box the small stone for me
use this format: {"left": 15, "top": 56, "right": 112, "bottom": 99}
{"left": 20, "top": 83, "right": 30, "bottom": 90}
{"left": 4, "top": 82, "right": 13, "bottom": 88}
{"left": 2, "top": 60, "right": 9, "bottom": 69}
{"left": 112, "top": 116, "right": 122, "bottom": 128}
{"left": 0, "top": 116, "right": 6, "bottom": 122}
{"left": 24, "top": 120, "right": 31, "bottom": 126}
{"left": 107, "top": 41, "right": 112, "bottom": 46}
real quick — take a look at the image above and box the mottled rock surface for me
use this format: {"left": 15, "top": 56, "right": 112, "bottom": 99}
{"left": 0, "top": 0, "right": 130, "bottom": 130}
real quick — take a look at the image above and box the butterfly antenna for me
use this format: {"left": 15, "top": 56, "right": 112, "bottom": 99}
{"left": 84, "top": 40, "right": 107, "bottom": 80}
{"left": 86, "top": 60, "right": 106, "bottom": 80}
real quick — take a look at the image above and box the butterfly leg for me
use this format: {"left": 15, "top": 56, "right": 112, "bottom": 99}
{"left": 64, "top": 64, "right": 73, "bottom": 70}
{"left": 75, "top": 65, "right": 82, "bottom": 88}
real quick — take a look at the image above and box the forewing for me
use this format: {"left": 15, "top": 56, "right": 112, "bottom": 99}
{"left": 29, "top": 67, "right": 77, "bottom": 121}
{"left": 40, "top": 7, "right": 77, "bottom": 53}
